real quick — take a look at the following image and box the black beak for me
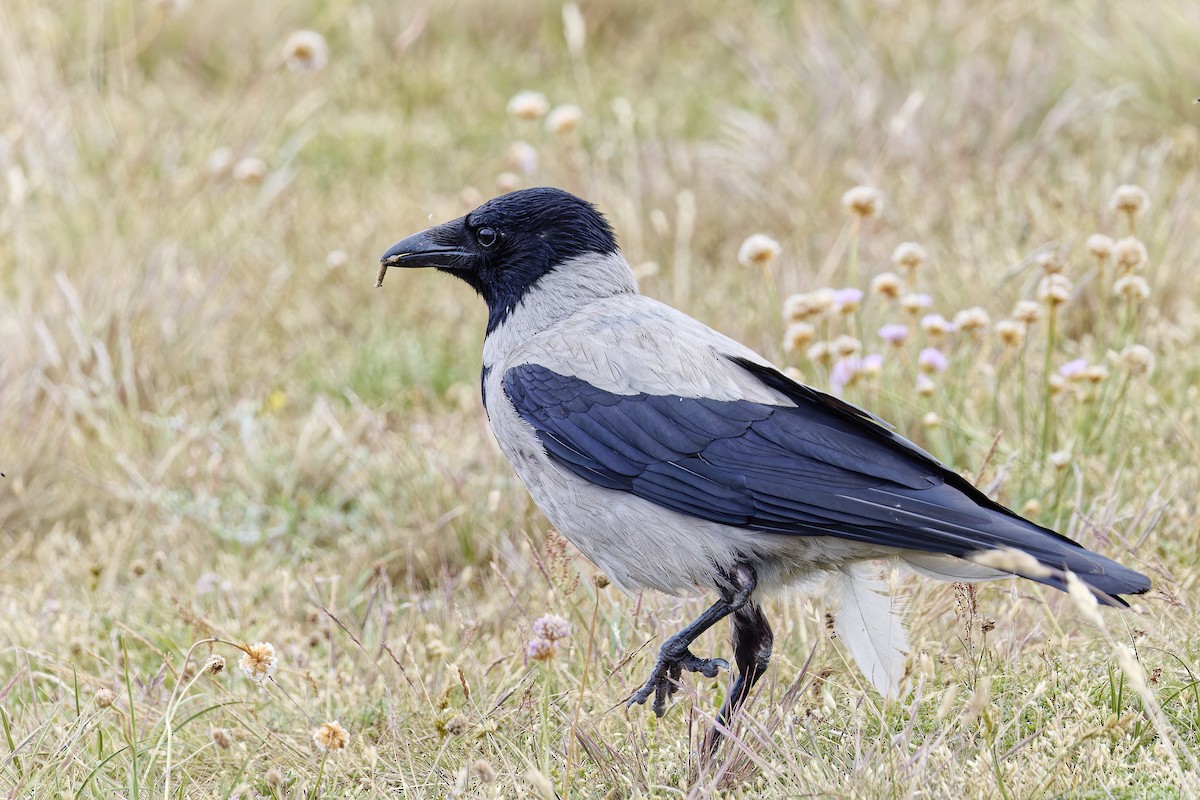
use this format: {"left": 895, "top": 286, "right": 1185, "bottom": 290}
{"left": 377, "top": 218, "right": 473, "bottom": 286}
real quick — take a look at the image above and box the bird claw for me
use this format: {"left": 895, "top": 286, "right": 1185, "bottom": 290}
{"left": 628, "top": 650, "right": 729, "bottom": 717}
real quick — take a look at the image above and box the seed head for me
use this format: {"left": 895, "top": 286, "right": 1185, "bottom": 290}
{"left": 832, "top": 287, "right": 864, "bottom": 314}
{"left": 507, "top": 91, "right": 550, "bottom": 120}
{"left": 783, "top": 322, "right": 816, "bottom": 353}
{"left": 922, "top": 412, "right": 941, "bottom": 428}
{"left": 1114, "top": 274, "right": 1150, "bottom": 302}
{"left": 313, "top": 720, "right": 349, "bottom": 752}
{"left": 891, "top": 242, "right": 927, "bottom": 272}
{"left": 325, "top": 250, "right": 348, "bottom": 269}
{"left": 206, "top": 147, "right": 234, "bottom": 177}
{"left": 1083, "top": 364, "right": 1109, "bottom": 384}
{"left": 784, "top": 289, "right": 835, "bottom": 320}
{"left": 94, "top": 688, "right": 116, "bottom": 708}
{"left": 473, "top": 759, "right": 497, "bottom": 783}
{"left": 738, "top": 233, "right": 781, "bottom": 268}
{"left": 806, "top": 341, "right": 832, "bottom": 366}
{"left": 1086, "top": 234, "right": 1114, "bottom": 260}
{"left": 1048, "top": 374, "right": 1067, "bottom": 395}
{"left": 841, "top": 186, "right": 883, "bottom": 219}
{"left": 870, "top": 271, "right": 905, "bottom": 299}
{"left": 265, "top": 769, "right": 285, "bottom": 788}
{"left": 920, "top": 313, "right": 955, "bottom": 338}
{"left": 918, "top": 347, "right": 949, "bottom": 373}
{"left": 232, "top": 157, "right": 267, "bottom": 184}
{"left": 953, "top": 307, "right": 990, "bottom": 334}
{"left": 1021, "top": 499, "right": 1043, "bottom": 517}
{"left": 282, "top": 30, "right": 329, "bottom": 74}
{"left": 915, "top": 373, "right": 935, "bottom": 396}
{"left": 239, "top": 642, "right": 277, "bottom": 683}
{"left": 211, "top": 728, "right": 231, "bottom": 749}
{"left": 444, "top": 714, "right": 470, "bottom": 736}
{"left": 994, "top": 320, "right": 1026, "bottom": 347}
{"left": 878, "top": 323, "right": 910, "bottom": 346}
{"left": 1034, "top": 252, "right": 1064, "bottom": 274}
{"left": 1012, "top": 300, "right": 1041, "bottom": 324}
{"left": 1048, "top": 450, "right": 1071, "bottom": 470}
{"left": 531, "top": 614, "right": 571, "bottom": 641}
{"left": 899, "top": 292, "right": 932, "bottom": 314}
{"left": 1065, "top": 572, "right": 1104, "bottom": 627}
{"left": 526, "top": 637, "right": 558, "bottom": 661}
{"left": 1119, "top": 344, "right": 1155, "bottom": 376}
{"left": 971, "top": 548, "right": 1051, "bottom": 578}
{"left": 545, "top": 104, "right": 583, "bottom": 134}
{"left": 830, "top": 334, "right": 862, "bottom": 358}
{"left": 1112, "top": 237, "right": 1148, "bottom": 273}
{"left": 206, "top": 655, "right": 226, "bottom": 675}
{"left": 1037, "top": 274, "right": 1072, "bottom": 307}
{"left": 1110, "top": 184, "right": 1150, "bottom": 217}
{"left": 506, "top": 141, "right": 538, "bottom": 175}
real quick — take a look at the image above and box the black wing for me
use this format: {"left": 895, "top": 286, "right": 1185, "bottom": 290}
{"left": 501, "top": 358, "right": 1149, "bottom": 603}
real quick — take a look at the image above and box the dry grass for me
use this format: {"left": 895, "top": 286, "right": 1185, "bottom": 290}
{"left": 1, "top": 0, "right": 1199, "bottom": 797}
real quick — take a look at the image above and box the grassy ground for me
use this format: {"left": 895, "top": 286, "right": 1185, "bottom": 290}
{"left": 2, "top": 0, "right": 1199, "bottom": 796}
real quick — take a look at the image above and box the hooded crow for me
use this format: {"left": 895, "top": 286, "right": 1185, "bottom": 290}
{"left": 378, "top": 187, "right": 1150, "bottom": 749}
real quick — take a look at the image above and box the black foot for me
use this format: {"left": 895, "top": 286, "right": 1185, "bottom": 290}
{"left": 628, "top": 649, "right": 729, "bottom": 717}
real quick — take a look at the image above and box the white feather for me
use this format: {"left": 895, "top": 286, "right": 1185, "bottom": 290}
{"left": 834, "top": 563, "right": 910, "bottom": 698}
{"left": 901, "top": 552, "right": 1011, "bottom": 583}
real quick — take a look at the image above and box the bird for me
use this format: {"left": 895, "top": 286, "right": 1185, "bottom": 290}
{"left": 377, "top": 186, "right": 1150, "bottom": 750}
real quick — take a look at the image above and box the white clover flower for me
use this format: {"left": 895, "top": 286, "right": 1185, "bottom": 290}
{"left": 283, "top": 30, "right": 329, "bottom": 73}
{"left": 545, "top": 104, "right": 583, "bottom": 134}
{"left": 738, "top": 233, "right": 781, "bottom": 268}
{"left": 239, "top": 642, "right": 277, "bottom": 683}
{"left": 841, "top": 186, "right": 883, "bottom": 219}
{"left": 507, "top": 90, "right": 550, "bottom": 120}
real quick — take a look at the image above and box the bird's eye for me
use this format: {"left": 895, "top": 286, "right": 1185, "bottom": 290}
{"left": 476, "top": 227, "right": 498, "bottom": 248}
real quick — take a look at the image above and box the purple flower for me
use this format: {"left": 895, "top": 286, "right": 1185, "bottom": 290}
{"left": 861, "top": 353, "right": 885, "bottom": 375}
{"left": 1059, "top": 358, "right": 1088, "bottom": 379}
{"left": 878, "top": 323, "right": 910, "bottom": 345}
{"left": 832, "top": 287, "right": 864, "bottom": 313}
{"left": 830, "top": 357, "right": 862, "bottom": 395}
{"left": 918, "top": 347, "right": 949, "bottom": 373}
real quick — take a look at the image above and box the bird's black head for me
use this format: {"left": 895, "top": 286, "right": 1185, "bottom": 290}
{"left": 379, "top": 187, "right": 619, "bottom": 332}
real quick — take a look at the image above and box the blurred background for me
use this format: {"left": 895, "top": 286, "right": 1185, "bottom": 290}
{"left": 1, "top": 0, "right": 1198, "bottom": 796}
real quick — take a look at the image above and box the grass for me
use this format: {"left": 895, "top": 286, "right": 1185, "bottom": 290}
{"left": 1, "top": 0, "right": 1199, "bottom": 796}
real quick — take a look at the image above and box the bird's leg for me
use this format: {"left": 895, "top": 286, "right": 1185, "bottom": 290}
{"left": 628, "top": 564, "right": 757, "bottom": 717}
{"left": 703, "top": 600, "right": 774, "bottom": 756}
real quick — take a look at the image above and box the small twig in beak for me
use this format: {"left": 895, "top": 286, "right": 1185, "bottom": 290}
{"left": 375, "top": 262, "right": 388, "bottom": 288}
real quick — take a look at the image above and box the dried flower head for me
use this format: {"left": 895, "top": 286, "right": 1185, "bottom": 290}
{"left": 1012, "top": 300, "right": 1041, "bottom": 324}
{"left": 994, "top": 320, "right": 1026, "bottom": 347}
{"left": 507, "top": 90, "right": 550, "bottom": 120}
{"left": 444, "top": 714, "right": 470, "bottom": 736}
{"left": 1034, "top": 252, "right": 1065, "bottom": 275}
{"left": 841, "top": 186, "right": 883, "bottom": 219}
{"left": 211, "top": 728, "right": 231, "bottom": 749}
{"left": 206, "top": 147, "right": 234, "bottom": 177}
{"left": 859, "top": 353, "right": 884, "bottom": 377}
{"left": 1083, "top": 364, "right": 1109, "bottom": 384}
{"left": 506, "top": 141, "right": 538, "bottom": 175}
{"left": 878, "top": 323, "right": 910, "bottom": 346}
{"left": 1086, "top": 234, "right": 1114, "bottom": 260}
{"left": 531, "top": 614, "right": 571, "bottom": 641}
{"left": 920, "top": 313, "right": 955, "bottom": 338}
{"left": 783, "top": 322, "right": 816, "bottom": 353}
{"left": 891, "top": 242, "right": 927, "bottom": 272}
{"left": 900, "top": 292, "right": 932, "bottom": 314}
{"left": 495, "top": 172, "right": 521, "bottom": 193}
{"left": 918, "top": 347, "right": 949, "bottom": 373}
{"left": 832, "top": 287, "right": 864, "bottom": 314}
{"left": 239, "top": 642, "right": 277, "bottom": 683}
{"left": 1048, "top": 450, "right": 1071, "bottom": 470}
{"left": 1037, "top": 274, "right": 1072, "bottom": 306}
{"left": 1110, "top": 184, "right": 1150, "bottom": 217}
{"left": 806, "top": 341, "right": 832, "bottom": 366}
{"left": 915, "top": 373, "right": 935, "bottom": 396}
{"left": 738, "top": 233, "right": 781, "bottom": 268}
{"left": 545, "top": 104, "right": 583, "bottom": 134}
{"left": 325, "top": 250, "right": 348, "bottom": 269}
{"left": 473, "top": 759, "right": 497, "bottom": 783}
{"left": 282, "top": 30, "right": 329, "bottom": 73}
{"left": 94, "top": 688, "right": 116, "bottom": 708}
{"left": 1119, "top": 344, "right": 1155, "bottom": 376}
{"left": 1048, "top": 374, "right": 1066, "bottom": 395}
{"left": 232, "top": 157, "right": 267, "bottom": 184}
{"left": 1114, "top": 274, "right": 1150, "bottom": 302}
{"left": 313, "top": 720, "right": 349, "bottom": 752}
{"left": 1113, "top": 237, "right": 1148, "bottom": 273}
{"left": 1021, "top": 499, "right": 1043, "bottom": 517}
{"left": 206, "top": 655, "right": 226, "bottom": 675}
{"left": 265, "top": 768, "right": 284, "bottom": 788}
{"left": 870, "top": 271, "right": 905, "bottom": 299}
{"left": 784, "top": 289, "right": 835, "bottom": 320}
{"left": 922, "top": 412, "right": 941, "bottom": 428}
{"left": 526, "top": 637, "right": 558, "bottom": 661}
{"left": 830, "top": 334, "right": 862, "bottom": 358}
{"left": 953, "top": 307, "right": 990, "bottom": 334}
